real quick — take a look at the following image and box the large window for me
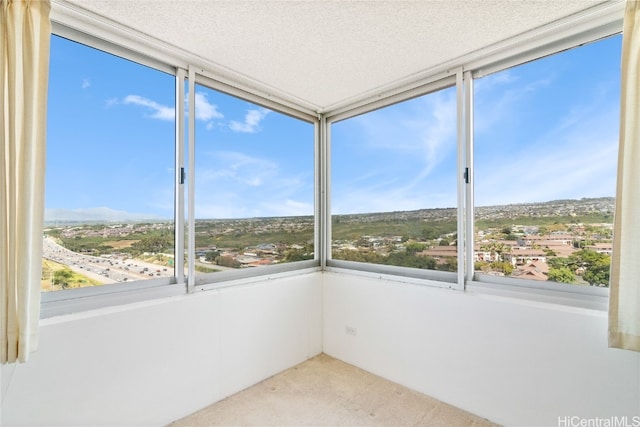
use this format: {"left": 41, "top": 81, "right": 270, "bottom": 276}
{"left": 43, "top": 35, "right": 316, "bottom": 298}
{"left": 331, "top": 86, "right": 458, "bottom": 275}
{"left": 43, "top": 35, "right": 176, "bottom": 291}
{"left": 328, "top": 35, "right": 621, "bottom": 290}
{"left": 473, "top": 35, "right": 621, "bottom": 287}
{"left": 41, "top": 15, "right": 621, "bottom": 314}
{"left": 192, "top": 84, "right": 315, "bottom": 281}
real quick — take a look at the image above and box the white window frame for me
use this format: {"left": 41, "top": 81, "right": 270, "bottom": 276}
{"left": 41, "top": 25, "right": 321, "bottom": 317}
{"left": 322, "top": 4, "right": 623, "bottom": 308}
{"left": 186, "top": 71, "right": 321, "bottom": 291}
{"left": 41, "top": 28, "right": 184, "bottom": 318}
{"left": 42, "top": 1, "right": 623, "bottom": 317}
{"left": 325, "top": 74, "right": 461, "bottom": 290}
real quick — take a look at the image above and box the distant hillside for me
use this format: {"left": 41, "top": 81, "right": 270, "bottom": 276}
{"left": 45, "top": 207, "right": 164, "bottom": 224}
{"left": 333, "top": 197, "right": 614, "bottom": 224}
{"left": 45, "top": 197, "right": 615, "bottom": 228}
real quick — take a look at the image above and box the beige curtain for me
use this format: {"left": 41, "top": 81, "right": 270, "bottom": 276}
{"left": 1, "top": 0, "right": 51, "bottom": 363}
{"left": 609, "top": 0, "right": 640, "bottom": 352}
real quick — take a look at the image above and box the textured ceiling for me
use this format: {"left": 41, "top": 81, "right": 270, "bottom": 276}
{"left": 60, "top": 0, "right": 612, "bottom": 112}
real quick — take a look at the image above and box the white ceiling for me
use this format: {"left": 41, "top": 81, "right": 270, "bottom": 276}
{"left": 58, "top": 0, "right": 615, "bottom": 113}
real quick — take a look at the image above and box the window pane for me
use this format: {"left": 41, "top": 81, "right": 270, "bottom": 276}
{"left": 193, "top": 85, "right": 314, "bottom": 278}
{"left": 473, "top": 35, "right": 621, "bottom": 287}
{"left": 331, "top": 87, "right": 458, "bottom": 272}
{"left": 43, "top": 35, "right": 175, "bottom": 291}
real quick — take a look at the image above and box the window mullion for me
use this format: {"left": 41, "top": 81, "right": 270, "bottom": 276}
{"left": 175, "top": 68, "right": 186, "bottom": 287}
{"left": 187, "top": 66, "right": 196, "bottom": 292}
{"left": 464, "top": 71, "right": 475, "bottom": 287}
{"left": 455, "top": 70, "right": 466, "bottom": 291}
{"left": 320, "top": 116, "right": 330, "bottom": 269}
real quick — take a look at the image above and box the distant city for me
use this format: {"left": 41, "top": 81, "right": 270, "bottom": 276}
{"left": 42, "top": 197, "right": 614, "bottom": 290}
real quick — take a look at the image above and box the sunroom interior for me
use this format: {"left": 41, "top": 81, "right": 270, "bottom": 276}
{"left": 2, "top": 1, "right": 640, "bottom": 426}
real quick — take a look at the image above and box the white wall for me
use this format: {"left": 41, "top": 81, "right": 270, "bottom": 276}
{"left": 323, "top": 271, "right": 640, "bottom": 427}
{"left": 4, "top": 270, "right": 638, "bottom": 427}
{"left": 1, "top": 272, "right": 323, "bottom": 427}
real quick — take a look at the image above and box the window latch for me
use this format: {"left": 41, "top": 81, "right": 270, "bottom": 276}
{"left": 180, "top": 167, "right": 186, "bottom": 184}
{"left": 464, "top": 167, "right": 470, "bottom": 184}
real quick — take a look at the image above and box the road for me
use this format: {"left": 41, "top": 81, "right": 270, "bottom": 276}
{"left": 43, "top": 236, "right": 173, "bottom": 285}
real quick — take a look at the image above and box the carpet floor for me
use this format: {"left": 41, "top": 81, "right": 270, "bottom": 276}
{"left": 168, "top": 353, "right": 500, "bottom": 427}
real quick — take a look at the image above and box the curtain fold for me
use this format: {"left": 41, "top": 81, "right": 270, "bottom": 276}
{"left": 609, "top": 0, "right": 640, "bottom": 352}
{"left": 1, "top": 0, "right": 51, "bottom": 363}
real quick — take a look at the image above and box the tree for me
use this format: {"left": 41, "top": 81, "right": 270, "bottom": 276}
{"left": 583, "top": 266, "right": 609, "bottom": 287}
{"left": 422, "top": 228, "right": 439, "bottom": 240}
{"left": 437, "top": 257, "right": 457, "bottom": 272}
{"left": 548, "top": 257, "right": 569, "bottom": 269}
{"left": 567, "top": 249, "right": 611, "bottom": 286}
{"left": 480, "top": 242, "right": 510, "bottom": 262}
{"left": 283, "top": 246, "right": 313, "bottom": 262}
{"left": 53, "top": 269, "right": 74, "bottom": 289}
{"left": 216, "top": 255, "right": 241, "bottom": 268}
{"left": 548, "top": 266, "right": 575, "bottom": 284}
{"left": 41, "top": 263, "right": 52, "bottom": 281}
{"left": 205, "top": 250, "right": 221, "bottom": 262}
{"left": 490, "top": 261, "right": 513, "bottom": 275}
{"left": 475, "top": 261, "right": 492, "bottom": 273}
{"left": 386, "top": 251, "right": 436, "bottom": 269}
{"left": 132, "top": 235, "right": 173, "bottom": 253}
{"left": 405, "top": 241, "right": 426, "bottom": 255}
{"left": 547, "top": 223, "right": 567, "bottom": 233}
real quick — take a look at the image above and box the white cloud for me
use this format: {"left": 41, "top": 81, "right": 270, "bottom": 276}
{"left": 410, "top": 91, "right": 457, "bottom": 183}
{"left": 194, "top": 150, "right": 313, "bottom": 218}
{"left": 194, "top": 92, "right": 224, "bottom": 121}
{"left": 331, "top": 89, "right": 458, "bottom": 214}
{"left": 475, "top": 70, "right": 517, "bottom": 89}
{"left": 474, "top": 105, "right": 619, "bottom": 206}
{"left": 350, "top": 89, "right": 455, "bottom": 165}
{"left": 195, "top": 193, "right": 313, "bottom": 219}
{"left": 331, "top": 70, "right": 619, "bottom": 215}
{"left": 198, "top": 151, "right": 277, "bottom": 188}
{"left": 81, "top": 78, "right": 91, "bottom": 89}
{"left": 473, "top": 64, "right": 619, "bottom": 207}
{"left": 474, "top": 75, "right": 553, "bottom": 135}
{"left": 123, "top": 95, "right": 175, "bottom": 121}
{"left": 331, "top": 163, "right": 457, "bottom": 214}
{"left": 183, "top": 92, "right": 224, "bottom": 130}
{"left": 229, "top": 108, "right": 269, "bottom": 133}
{"left": 105, "top": 97, "right": 119, "bottom": 108}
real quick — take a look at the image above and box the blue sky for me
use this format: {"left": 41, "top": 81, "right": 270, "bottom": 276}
{"left": 473, "top": 35, "right": 621, "bottom": 207}
{"left": 192, "top": 85, "right": 313, "bottom": 219}
{"left": 45, "top": 34, "right": 621, "bottom": 221}
{"left": 46, "top": 35, "right": 313, "bottom": 221}
{"left": 332, "top": 34, "right": 621, "bottom": 213}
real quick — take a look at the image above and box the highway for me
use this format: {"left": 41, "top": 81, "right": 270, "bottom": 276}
{"left": 43, "top": 236, "right": 173, "bottom": 285}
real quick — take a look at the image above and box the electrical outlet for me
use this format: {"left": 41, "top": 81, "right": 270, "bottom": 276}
{"left": 345, "top": 326, "right": 357, "bottom": 336}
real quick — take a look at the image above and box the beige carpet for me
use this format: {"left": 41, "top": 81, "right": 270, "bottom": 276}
{"left": 168, "top": 354, "right": 499, "bottom": 427}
